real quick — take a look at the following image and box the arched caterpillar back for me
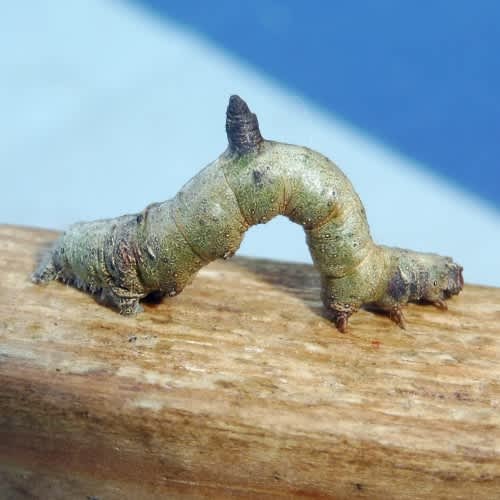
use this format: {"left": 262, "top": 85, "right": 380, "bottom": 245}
{"left": 33, "top": 95, "right": 463, "bottom": 332}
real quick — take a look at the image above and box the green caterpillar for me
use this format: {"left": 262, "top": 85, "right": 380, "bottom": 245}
{"left": 32, "top": 95, "right": 463, "bottom": 332}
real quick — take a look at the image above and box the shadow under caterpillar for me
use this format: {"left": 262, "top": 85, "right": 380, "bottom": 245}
{"left": 32, "top": 95, "right": 464, "bottom": 332}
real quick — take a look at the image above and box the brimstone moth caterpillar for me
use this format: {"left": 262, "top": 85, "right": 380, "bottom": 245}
{"left": 33, "top": 95, "right": 463, "bottom": 332}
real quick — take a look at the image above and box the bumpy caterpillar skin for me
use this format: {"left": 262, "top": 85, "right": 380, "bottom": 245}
{"left": 33, "top": 96, "right": 463, "bottom": 332}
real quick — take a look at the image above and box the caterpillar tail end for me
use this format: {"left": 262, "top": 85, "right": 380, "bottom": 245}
{"left": 31, "top": 250, "right": 57, "bottom": 285}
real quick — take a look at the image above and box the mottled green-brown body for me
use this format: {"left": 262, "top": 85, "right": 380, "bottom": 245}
{"left": 33, "top": 96, "right": 463, "bottom": 331}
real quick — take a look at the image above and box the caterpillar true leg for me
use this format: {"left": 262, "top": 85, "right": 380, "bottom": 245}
{"left": 431, "top": 299, "right": 448, "bottom": 310}
{"left": 389, "top": 307, "right": 407, "bottom": 330}
{"left": 32, "top": 95, "right": 464, "bottom": 332}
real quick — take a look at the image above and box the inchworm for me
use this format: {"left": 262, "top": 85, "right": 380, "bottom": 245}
{"left": 33, "top": 95, "right": 463, "bottom": 332}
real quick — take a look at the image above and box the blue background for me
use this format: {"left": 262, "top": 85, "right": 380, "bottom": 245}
{"left": 1, "top": 1, "right": 499, "bottom": 285}
{"left": 135, "top": 0, "right": 500, "bottom": 208}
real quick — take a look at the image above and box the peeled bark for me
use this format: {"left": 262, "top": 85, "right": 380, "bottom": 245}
{"left": 1, "top": 225, "right": 499, "bottom": 499}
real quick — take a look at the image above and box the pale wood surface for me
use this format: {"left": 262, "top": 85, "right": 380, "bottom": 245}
{"left": 0, "top": 225, "right": 499, "bottom": 499}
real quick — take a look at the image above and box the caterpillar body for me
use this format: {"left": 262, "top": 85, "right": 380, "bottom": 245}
{"left": 33, "top": 95, "right": 463, "bottom": 332}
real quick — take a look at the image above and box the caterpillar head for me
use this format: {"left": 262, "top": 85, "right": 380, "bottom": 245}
{"left": 404, "top": 254, "right": 464, "bottom": 308}
{"left": 387, "top": 250, "right": 464, "bottom": 309}
{"left": 419, "top": 257, "right": 464, "bottom": 304}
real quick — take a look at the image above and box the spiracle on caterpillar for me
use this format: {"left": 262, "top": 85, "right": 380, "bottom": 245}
{"left": 32, "top": 95, "right": 464, "bottom": 332}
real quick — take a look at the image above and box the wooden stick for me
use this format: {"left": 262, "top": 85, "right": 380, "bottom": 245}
{"left": 0, "top": 225, "right": 499, "bottom": 499}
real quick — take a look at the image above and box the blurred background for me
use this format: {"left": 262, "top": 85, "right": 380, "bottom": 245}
{"left": 1, "top": 0, "right": 499, "bottom": 285}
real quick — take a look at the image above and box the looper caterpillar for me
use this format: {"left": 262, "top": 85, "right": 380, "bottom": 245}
{"left": 33, "top": 95, "right": 463, "bottom": 332}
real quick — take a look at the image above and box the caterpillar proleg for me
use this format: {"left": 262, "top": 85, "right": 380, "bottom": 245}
{"left": 33, "top": 95, "right": 463, "bottom": 332}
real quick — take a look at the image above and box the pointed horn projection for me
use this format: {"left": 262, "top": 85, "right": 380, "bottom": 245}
{"left": 225, "top": 95, "right": 263, "bottom": 155}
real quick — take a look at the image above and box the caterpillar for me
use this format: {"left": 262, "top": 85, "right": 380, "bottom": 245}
{"left": 32, "top": 95, "right": 463, "bottom": 332}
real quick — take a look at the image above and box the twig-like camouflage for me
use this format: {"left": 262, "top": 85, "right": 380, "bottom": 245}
{"left": 33, "top": 96, "right": 463, "bottom": 332}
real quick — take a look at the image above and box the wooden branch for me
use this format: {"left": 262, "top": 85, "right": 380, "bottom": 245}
{"left": 0, "top": 225, "right": 499, "bottom": 499}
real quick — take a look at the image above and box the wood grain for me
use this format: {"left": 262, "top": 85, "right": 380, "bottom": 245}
{"left": 0, "top": 225, "right": 499, "bottom": 499}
